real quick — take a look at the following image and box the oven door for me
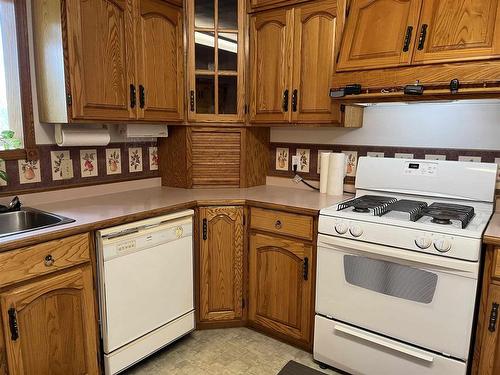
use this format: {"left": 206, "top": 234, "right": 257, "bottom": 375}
{"left": 316, "top": 234, "right": 479, "bottom": 360}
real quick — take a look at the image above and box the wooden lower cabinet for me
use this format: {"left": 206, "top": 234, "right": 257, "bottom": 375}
{"left": 474, "top": 246, "right": 500, "bottom": 375}
{"left": 248, "top": 232, "right": 313, "bottom": 346}
{"left": 198, "top": 206, "right": 245, "bottom": 323}
{"left": 0, "top": 265, "right": 98, "bottom": 375}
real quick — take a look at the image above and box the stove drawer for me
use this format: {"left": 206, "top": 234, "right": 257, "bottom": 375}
{"left": 250, "top": 208, "right": 313, "bottom": 240}
{"left": 314, "top": 316, "right": 466, "bottom": 375}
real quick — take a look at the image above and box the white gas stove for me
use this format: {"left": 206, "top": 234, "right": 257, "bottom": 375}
{"left": 314, "top": 157, "right": 497, "bottom": 375}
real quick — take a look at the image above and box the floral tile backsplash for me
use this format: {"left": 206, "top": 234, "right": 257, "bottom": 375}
{"left": 0, "top": 142, "right": 158, "bottom": 195}
{"left": 270, "top": 143, "right": 500, "bottom": 183}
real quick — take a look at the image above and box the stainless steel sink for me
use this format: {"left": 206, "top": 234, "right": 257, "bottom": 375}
{"left": 0, "top": 208, "right": 74, "bottom": 238}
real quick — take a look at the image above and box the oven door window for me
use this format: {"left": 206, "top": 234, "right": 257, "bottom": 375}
{"left": 344, "top": 255, "right": 438, "bottom": 304}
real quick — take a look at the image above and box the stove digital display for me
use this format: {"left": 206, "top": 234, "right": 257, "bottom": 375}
{"left": 409, "top": 163, "right": 420, "bottom": 169}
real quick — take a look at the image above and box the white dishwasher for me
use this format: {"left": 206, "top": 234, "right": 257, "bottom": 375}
{"left": 96, "top": 210, "right": 195, "bottom": 374}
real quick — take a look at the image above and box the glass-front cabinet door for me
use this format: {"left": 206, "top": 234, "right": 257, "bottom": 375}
{"left": 187, "top": 0, "right": 245, "bottom": 122}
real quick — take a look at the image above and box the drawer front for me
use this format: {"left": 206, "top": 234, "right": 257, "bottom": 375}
{"left": 0, "top": 233, "right": 90, "bottom": 288}
{"left": 494, "top": 248, "right": 500, "bottom": 280}
{"left": 250, "top": 207, "right": 313, "bottom": 240}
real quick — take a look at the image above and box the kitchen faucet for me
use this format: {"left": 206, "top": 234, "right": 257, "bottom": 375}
{"left": 0, "top": 196, "right": 21, "bottom": 213}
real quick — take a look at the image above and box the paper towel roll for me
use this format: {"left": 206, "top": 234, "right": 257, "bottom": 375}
{"left": 327, "top": 153, "right": 346, "bottom": 196}
{"left": 319, "top": 152, "right": 331, "bottom": 194}
{"left": 55, "top": 125, "right": 110, "bottom": 147}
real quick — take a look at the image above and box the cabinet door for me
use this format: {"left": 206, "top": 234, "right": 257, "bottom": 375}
{"left": 65, "top": 0, "right": 135, "bottom": 120}
{"left": 413, "top": 0, "right": 500, "bottom": 64}
{"left": 249, "top": 8, "right": 293, "bottom": 123}
{"left": 199, "top": 206, "right": 244, "bottom": 322}
{"left": 0, "top": 267, "right": 98, "bottom": 375}
{"left": 249, "top": 233, "right": 312, "bottom": 342}
{"left": 291, "top": 0, "right": 340, "bottom": 123}
{"left": 137, "top": 0, "right": 184, "bottom": 122}
{"left": 337, "top": 0, "right": 423, "bottom": 71}
{"left": 478, "top": 283, "right": 500, "bottom": 375}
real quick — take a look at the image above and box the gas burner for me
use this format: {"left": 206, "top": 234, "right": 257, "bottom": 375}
{"left": 422, "top": 203, "right": 475, "bottom": 229}
{"left": 338, "top": 195, "right": 397, "bottom": 215}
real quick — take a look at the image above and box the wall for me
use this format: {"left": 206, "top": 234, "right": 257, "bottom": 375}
{"left": 271, "top": 100, "right": 500, "bottom": 150}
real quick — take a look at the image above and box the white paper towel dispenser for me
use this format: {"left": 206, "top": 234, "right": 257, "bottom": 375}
{"left": 55, "top": 124, "right": 111, "bottom": 146}
{"left": 121, "top": 124, "right": 168, "bottom": 138}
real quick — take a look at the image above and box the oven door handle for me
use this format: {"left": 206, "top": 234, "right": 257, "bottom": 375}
{"left": 318, "top": 234, "right": 478, "bottom": 277}
{"left": 334, "top": 324, "right": 434, "bottom": 363}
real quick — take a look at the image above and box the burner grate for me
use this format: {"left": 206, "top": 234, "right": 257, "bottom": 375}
{"left": 421, "top": 202, "right": 475, "bottom": 229}
{"left": 338, "top": 195, "right": 397, "bottom": 215}
{"left": 378, "top": 200, "right": 428, "bottom": 222}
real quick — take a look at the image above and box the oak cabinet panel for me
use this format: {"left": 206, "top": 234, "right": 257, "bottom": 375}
{"left": 249, "top": 233, "right": 312, "bottom": 343}
{"left": 65, "top": 0, "right": 134, "bottom": 120}
{"left": 477, "top": 282, "right": 500, "bottom": 375}
{"left": 412, "top": 0, "right": 500, "bottom": 64}
{"left": 337, "top": 0, "right": 423, "bottom": 71}
{"left": 137, "top": 0, "right": 184, "bottom": 122}
{"left": 292, "top": 0, "right": 340, "bottom": 123}
{"left": 249, "top": 8, "right": 292, "bottom": 123}
{"left": 0, "top": 266, "right": 98, "bottom": 375}
{"left": 199, "top": 206, "right": 244, "bottom": 322}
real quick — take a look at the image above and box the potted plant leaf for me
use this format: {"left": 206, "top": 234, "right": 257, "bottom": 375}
{"left": 0, "top": 131, "right": 22, "bottom": 184}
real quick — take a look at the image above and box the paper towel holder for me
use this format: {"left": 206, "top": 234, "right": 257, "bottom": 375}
{"left": 54, "top": 124, "right": 111, "bottom": 147}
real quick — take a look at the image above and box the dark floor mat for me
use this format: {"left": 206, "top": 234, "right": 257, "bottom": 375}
{"left": 278, "top": 360, "right": 325, "bottom": 375}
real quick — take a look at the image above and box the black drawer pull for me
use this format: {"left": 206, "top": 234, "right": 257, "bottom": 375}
{"left": 8, "top": 308, "right": 18, "bottom": 341}
{"left": 417, "top": 24, "right": 428, "bottom": 50}
{"left": 303, "top": 257, "right": 309, "bottom": 281}
{"left": 282, "top": 89, "right": 289, "bottom": 112}
{"left": 403, "top": 26, "right": 413, "bottom": 52}
{"left": 489, "top": 302, "right": 499, "bottom": 332}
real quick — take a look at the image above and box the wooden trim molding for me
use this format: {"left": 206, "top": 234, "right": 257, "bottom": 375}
{"left": 0, "top": 0, "right": 37, "bottom": 161}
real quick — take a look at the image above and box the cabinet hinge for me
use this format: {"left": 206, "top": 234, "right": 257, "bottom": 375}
{"left": 66, "top": 93, "right": 72, "bottom": 106}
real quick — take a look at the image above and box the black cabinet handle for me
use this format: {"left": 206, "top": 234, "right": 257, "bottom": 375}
{"left": 417, "top": 24, "right": 428, "bottom": 50}
{"left": 303, "top": 257, "right": 309, "bottom": 281}
{"left": 190, "top": 90, "right": 195, "bottom": 112}
{"left": 403, "top": 26, "right": 413, "bottom": 52}
{"left": 292, "top": 89, "right": 298, "bottom": 112}
{"left": 130, "top": 84, "right": 136, "bottom": 108}
{"left": 282, "top": 89, "right": 289, "bottom": 112}
{"left": 8, "top": 308, "right": 18, "bottom": 341}
{"left": 139, "top": 85, "right": 145, "bottom": 109}
{"left": 202, "top": 219, "right": 207, "bottom": 240}
{"left": 489, "top": 302, "right": 499, "bottom": 332}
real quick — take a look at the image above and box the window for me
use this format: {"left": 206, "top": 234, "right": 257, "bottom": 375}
{"left": 187, "top": 0, "right": 245, "bottom": 122}
{"left": 0, "top": 0, "right": 35, "bottom": 159}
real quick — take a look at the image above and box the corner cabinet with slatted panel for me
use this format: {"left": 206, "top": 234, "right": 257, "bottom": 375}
{"left": 32, "top": 0, "right": 184, "bottom": 123}
{"left": 197, "top": 206, "right": 245, "bottom": 326}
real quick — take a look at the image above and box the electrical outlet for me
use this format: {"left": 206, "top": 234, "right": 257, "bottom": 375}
{"left": 292, "top": 155, "right": 299, "bottom": 170}
{"left": 60, "top": 159, "right": 74, "bottom": 180}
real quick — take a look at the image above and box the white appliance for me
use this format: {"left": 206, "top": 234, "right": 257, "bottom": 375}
{"left": 314, "top": 157, "right": 498, "bottom": 375}
{"left": 96, "top": 210, "right": 195, "bottom": 374}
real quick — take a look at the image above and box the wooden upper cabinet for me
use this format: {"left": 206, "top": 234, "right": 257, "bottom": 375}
{"left": 249, "top": 8, "right": 292, "bottom": 123}
{"left": 187, "top": 0, "right": 246, "bottom": 123}
{"left": 65, "top": 0, "right": 134, "bottom": 120}
{"left": 0, "top": 266, "right": 98, "bottom": 375}
{"left": 199, "top": 206, "right": 244, "bottom": 322}
{"left": 337, "top": 0, "right": 423, "bottom": 71}
{"left": 249, "top": 233, "right": 312, "bottom": 342}
{"left": 291, "top": 0, "right": 340, "bottom": 123}
{"left": 137, "top": 0, "right": 184, "bottom": 122}
{"left": 412, "top": 0, "right": 500, "bottom": 64}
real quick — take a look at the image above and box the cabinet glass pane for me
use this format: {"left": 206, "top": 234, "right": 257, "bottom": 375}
{"left": 218, "top": 33, "right": 238, "bottom": 71}
{"left": 195, "top": 0, "right": 214, "bottom": 28}
{"left": 196, "top": 75, "right": 215, "bottom": 114}
{"left": 218, "top": 76, "right": 237, "bottom": 114}
{"left": 195, "top": 32, "right": 215, "bottom": 71}
{"left": 218, "top": 0, "right": 238, "bottom": 30}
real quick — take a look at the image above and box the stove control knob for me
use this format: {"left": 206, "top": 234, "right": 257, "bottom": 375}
{"left": 334, "top": 223, "right": 348, "bottom": 235}
{"left": 415, "top": 237, "right": 432, "bottom": 249}
{"left": 349, "top": 225, "right": 363, "bottom": 238}
{"left": 434, "top": 238, "right": 452, "bottom": 253}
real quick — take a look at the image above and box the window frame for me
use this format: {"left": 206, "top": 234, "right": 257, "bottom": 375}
{"left": 0, "top": 0, "right": 37, "bottom": 161}
{"left": 186, "top": 0, "right": 246, "bottom": 123}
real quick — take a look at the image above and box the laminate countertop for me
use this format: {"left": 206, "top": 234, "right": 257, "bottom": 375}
{"left": 484, "top": 213, "right": 500, "bottom": 246}
{"left": 0, "top": 185, "right": 351, "bottom": 252}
